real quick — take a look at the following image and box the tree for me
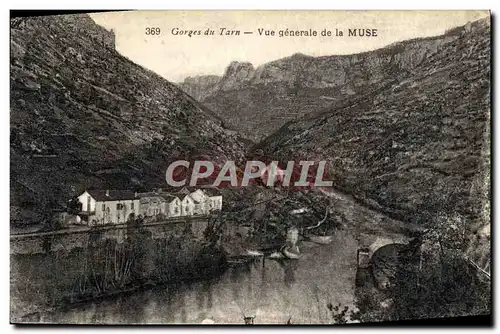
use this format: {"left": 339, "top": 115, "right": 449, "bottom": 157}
{"left": 10, "top": 17, "right": 28, "bottom": 29}
{"left": 425, "top": 213, "right": 469, "bottom": 254}
{"left": 385, "top": 213, "right": 489, "bottom": 321}
{"left": 67, "top": 197, "right": 82, "bottom": 215}
{"left": 344, "top": 209, "right": 490, "bottom": 324}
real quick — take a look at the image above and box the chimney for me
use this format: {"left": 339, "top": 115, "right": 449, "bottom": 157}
{"left": 134, "top": 192, "right": 138, "bottom": 198}
{"left": 106, "top": 190, "right": 110, "bottom": 197}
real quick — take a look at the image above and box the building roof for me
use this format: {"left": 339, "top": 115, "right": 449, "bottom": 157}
{"left": 86, "top": 190, "right": 137, "bottom": 202}
{"left": 199, "top": 187, "right": 222, "bottom": 197}
{"left": 158, "top": 193, "right": 180, "bottom": 202}
{"left": 179, "top": 194, "right": 196, "bottom": 202}
{"left": 98, "top": 187, "right": 220, "bottom": 204}
{"left": 177, "top": 186, "right": 198, "bottom": 195}
{"left": 177, "top": 186, "right": 222, "bottom": 198}
{"left": 191, "top": 195, "right": 203, "bottom": 204}
{"left": 136, "top": 192, "right": 154, "bottom": 197}
{"left": 136, "top": 192, "right": 164, "bottom": 199}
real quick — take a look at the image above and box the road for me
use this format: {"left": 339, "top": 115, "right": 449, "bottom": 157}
{"left": 10, "top": 215, "right": 211, "bottom": 239}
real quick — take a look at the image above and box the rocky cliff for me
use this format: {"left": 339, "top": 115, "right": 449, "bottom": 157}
{"left": 10, "top": 14, "right": 247, "bottom": 223}
{"left": 178, "top": 75, "right": 221, "bottom": 101}
{"left": 251, "top": 18, "right": 491, "bottom": 224}
{"left": 179, "top": 23, "right": 483, "bottom": 142}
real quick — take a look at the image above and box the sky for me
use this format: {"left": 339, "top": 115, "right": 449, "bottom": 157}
{"left": 89, "top": 10, "right": 489, "bottom": 83}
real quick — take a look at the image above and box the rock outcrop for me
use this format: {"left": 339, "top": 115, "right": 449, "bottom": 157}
{"left": 179, "top": 22, "right": 484, "bottom": 142}
{"left": 217, "top": 61, "right": 255, "bottom": 90}
{"left": 251, "top": 18, "right": 491, "bottom": 224}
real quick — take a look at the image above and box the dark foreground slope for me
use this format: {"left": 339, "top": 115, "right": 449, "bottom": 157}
{"left": 252, "top": 18, "right": 491, "bottom": 224}
{"left": 10, "top": 14, "right": 246, "bottom": 224}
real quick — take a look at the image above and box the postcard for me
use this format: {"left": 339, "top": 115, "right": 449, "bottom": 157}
{"left": 10, "top": 10, "right": 491, "bottom": 325}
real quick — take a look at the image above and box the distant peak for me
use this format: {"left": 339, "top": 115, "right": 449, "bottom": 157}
{"left": 290, "top": 52, "right": 310, "bottom": 58}
{"left": 223, "top": 61, "right": 255, "bottom": 78}
{"left": 227, "top": 61, "right": 254, "bottom": 69}
{"left": 181, "top": 75, "right": 221, "bottom": 84}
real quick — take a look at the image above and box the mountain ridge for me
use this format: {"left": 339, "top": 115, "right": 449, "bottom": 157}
{"left": 250, "top": 17, "right": 491, "bottom": 224}
{"left": 179, "top": 19, "right": 486, "bottom": 141}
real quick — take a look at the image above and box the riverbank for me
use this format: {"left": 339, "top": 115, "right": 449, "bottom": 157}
{"left": 25, "top": 229, "right": 359, "bottom": 324}
{"left": 10, "top": 221, "right": 221, "bottom": 323}
{"left": 17, "top": 247, "right": 228, "bottom": 323}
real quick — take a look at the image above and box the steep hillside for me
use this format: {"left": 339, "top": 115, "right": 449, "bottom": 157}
{"left": 10, "top": 14, "right": 246, "bottom": 224}
{"left": 251, "top": 18, "right": 491, "bottom": 224}
{"left": 180, "top": 23, "right": 483, "bottom": 142}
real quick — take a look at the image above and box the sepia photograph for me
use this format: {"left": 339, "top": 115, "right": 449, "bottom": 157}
{"left": 9, "top": 9, "right": 491, "bottom": 325}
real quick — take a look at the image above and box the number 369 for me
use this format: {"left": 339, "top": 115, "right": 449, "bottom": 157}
{"left": 145, "top": 27, "right": 161, "bottom": 35}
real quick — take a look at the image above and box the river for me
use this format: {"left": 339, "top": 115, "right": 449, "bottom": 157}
{"left": 41, "top": 230, "right": 358, "bottom": 325}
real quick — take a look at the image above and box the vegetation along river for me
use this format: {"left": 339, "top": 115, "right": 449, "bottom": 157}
{"left": 40, "top": 231, "right": 358, "bottom": 324}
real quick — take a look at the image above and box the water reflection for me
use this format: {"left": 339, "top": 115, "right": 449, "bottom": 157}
{"left": 164, "top": 288, "right": 175, "bottom": 323}
{"left": 230, "top": 264, "right": 244, "bottom": 302}
{"left": 274, "top": 259, "right": 298, "bottom": 288}
{"left": 204, "top": 280, "right": 213, "bottom": 309}
{"left": 47, "top": 237, "right": 358, "bottom": 324}
{"left": 179, "top": 290, "right": 187, "bottom": 323}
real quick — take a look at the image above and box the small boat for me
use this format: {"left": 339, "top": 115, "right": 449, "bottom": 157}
{"left": 282, "top": 245, "right": 301, "bottom": 259}
{"left": 245, "top": 249, "right": 264, "bottom": 257}
{"left": 201, "top": 318, "right": 215, "bottom": 324}
{"left": 308, "top": 235, "right": 334, "bottom": 245}
{"left": 290, "top": 207, "right": 310, "bottom": 215}
{"left": 268, "top": 251, "right": 285, "bottom": 259}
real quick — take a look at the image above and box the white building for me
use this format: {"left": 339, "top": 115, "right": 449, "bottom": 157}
{"left": 77, "top": 190, "right": 140, "bottom": 226}
{"left": 136, "top": 191, "right": 182, "bottom": 219}
{"left": 178, "top": 187, "right": 222, "bottom": 215}
{"left": 76, "top": 187, "right": 222, "bottom": 225}
{"left": 164, "top": 195, "right": 182, "bottom": 217}
{"left": 181, "top": 194, "right": 195, "bottom": 216}
{"left": 203, "top": 188, "right": 223, "bottom": 212}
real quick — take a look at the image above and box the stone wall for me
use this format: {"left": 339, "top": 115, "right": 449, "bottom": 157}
{"left": 11, "top": 219, "right": 209, "bottom": 255}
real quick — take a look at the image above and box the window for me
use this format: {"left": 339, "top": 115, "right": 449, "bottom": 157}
{"left": 102, "top": 203, "right": 105, "bottom": 211}
{"left": 131, "top": 202, "right": 134, "bottom": 210}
